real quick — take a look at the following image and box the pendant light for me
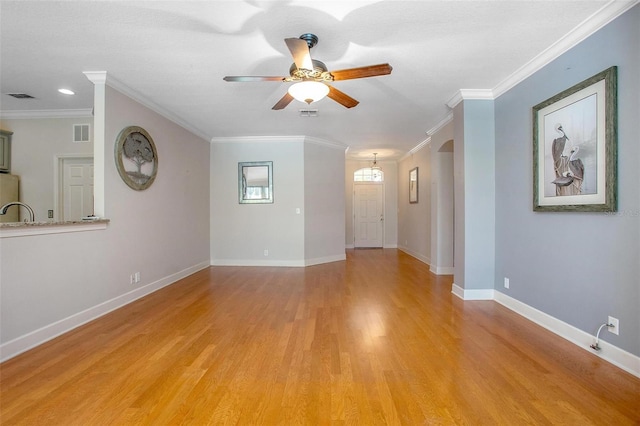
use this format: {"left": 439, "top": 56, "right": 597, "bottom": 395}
{"left": 371, "top": 153, "right": 382, "bottom": 172}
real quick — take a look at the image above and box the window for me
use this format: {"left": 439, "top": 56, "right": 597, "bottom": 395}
{"left": 354, "top": 168, "right": 384, "bottom": 182}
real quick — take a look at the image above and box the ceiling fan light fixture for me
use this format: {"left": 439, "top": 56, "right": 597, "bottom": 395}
{"left": 288, "top": 81, "right": 329, "bottom": 104}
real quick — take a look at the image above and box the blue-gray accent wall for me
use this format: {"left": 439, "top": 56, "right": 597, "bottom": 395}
{"left": 494, "top": 5, "right": 639, "bottom": 355}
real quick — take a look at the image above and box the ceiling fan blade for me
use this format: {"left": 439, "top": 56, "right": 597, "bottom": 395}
{"left": 327, "top": 85, "right": 359, "bottom": 108}
{"left": 272, "top": 92, "right": 295, "bottom": 110}
{"left": 330, "top": 63, "right": 393, "bottom": 81}
{"left": 285, "top": 38, "right": 314, "bottom": 70}
{"left": 223, "top": 76, "right": 286, "bottom": 82}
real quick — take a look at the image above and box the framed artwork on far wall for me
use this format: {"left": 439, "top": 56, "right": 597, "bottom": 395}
{"left": 409, "top": 167, "right": 418, "bottom": 203}
{"left": 532, "top": 66, "right": 617, "bottom": 212}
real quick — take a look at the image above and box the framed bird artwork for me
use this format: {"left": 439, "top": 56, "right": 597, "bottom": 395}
{"left": 532, "top": 66, "right": 617, "bottom": 212}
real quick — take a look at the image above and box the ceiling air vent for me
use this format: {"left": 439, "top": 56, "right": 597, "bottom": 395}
{"left": 73, "top": 124, "right": 91, "bottom": 143}
{"left": 6, "top": 93, "right": 35, "bottom": 99}
{"left": 299, "top": 109, "right": 318, "bottom": 117}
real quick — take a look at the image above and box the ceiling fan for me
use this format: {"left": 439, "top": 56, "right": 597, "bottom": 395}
{"left": 223, "top": 33, "right": 392, "bottom": 110}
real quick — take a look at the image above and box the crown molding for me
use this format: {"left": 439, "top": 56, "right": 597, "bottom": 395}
{"left": 399, "top": 136, "right": 431, "bottom": 162}
{"left": 210, "top": 135, "right": 305, "bottom": 144}
{"left": 426, "top": 112, "right": 453, "bottom": 136}
{"left": 210, "top": 135, "right": 347, "bottom": 151}
{"left": 303, "top": 135, "right": 348, "bottom": 151}
{"left": 493, "top": 0, "right": 638, "bottom": 98}
{"left": 446, "top": 89, "right": 494, "bottom": 109}
{"left": 0, "top": 109, "right": 93, "bottom": 119}
{"left": 445, "top": 0, "right": 638, "bottom": 108}
{"left": 83, "top": 71, "right": 211, "bottom": 142}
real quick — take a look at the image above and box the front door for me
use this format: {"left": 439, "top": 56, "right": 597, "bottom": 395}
{"left": 354, "top": 183, "right": 383, "bottom": 248}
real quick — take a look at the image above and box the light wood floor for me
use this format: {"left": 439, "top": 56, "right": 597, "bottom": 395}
{"left": 1, "top": 249, "right": 639, "bottom": 425}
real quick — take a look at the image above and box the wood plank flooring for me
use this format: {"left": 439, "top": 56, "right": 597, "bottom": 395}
{"left": 1, "top": 249, "right": 639, "bottom": 425}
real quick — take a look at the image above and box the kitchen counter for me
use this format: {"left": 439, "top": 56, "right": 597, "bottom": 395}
{"left": 0, "top": 218, "right": 110, "bottom": 238}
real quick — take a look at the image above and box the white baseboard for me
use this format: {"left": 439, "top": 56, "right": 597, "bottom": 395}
{"left": 398, "top": 247, "right": 430, "bottom": 266}
{"left": 0, "top": 261, "right": 210, "bottom": 362}
{"left": 450, "top": 283, "right": 640, "bottom": 378}
{"left": 211, "top": 259, "right": 306, "bottom": 267}
{"left": 430, "top": 265, "right": 454, "bottom": 275}
{"left": 451, "top": 284, "right": 495, "bottom": 300}
{"left": 494, "top": 291, "right": 640, "bottom": 378}
{"left": 210, "top": 254, "right": 346, "bottom": 268}
{"left": 304, "top": 254, "right": 346, "bottom": 266}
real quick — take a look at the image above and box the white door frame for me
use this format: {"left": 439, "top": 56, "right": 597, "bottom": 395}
{"left": 54, "top": 154, "right": 93, "bottom": 221}
{"left": 352, "top": 181, "right": 385, "bottom": 248}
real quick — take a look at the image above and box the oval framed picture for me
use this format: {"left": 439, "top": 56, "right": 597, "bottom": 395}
{"left": 114, "top": 126, "right": 158, "bottom": 190}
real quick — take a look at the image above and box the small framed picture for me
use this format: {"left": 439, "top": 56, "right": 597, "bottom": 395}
{"left": 409, "top": 167, "right": 418, "bottom": 204}
{"left": 532, "top": 66, "right": 616, "bottom": 212}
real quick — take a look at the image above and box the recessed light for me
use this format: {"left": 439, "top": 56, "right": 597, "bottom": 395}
{"left": 58, "top": 88, "right": 75, "bottom": 95}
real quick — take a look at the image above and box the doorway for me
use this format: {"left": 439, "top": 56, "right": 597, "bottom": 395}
{"left": 353, "top": 182, "right": 384, "bottom": 248}
{"left": 56, "top": 156, "right": 94, "bottom": 221}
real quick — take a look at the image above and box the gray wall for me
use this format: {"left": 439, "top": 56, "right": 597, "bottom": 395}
{"left": 210, "top": 138, "right": 305, "bottom": 265}
{"left": 304, "top": 140, "right": 346, "bottom": 263}
{"left": 430, "top": 122, "right": 454, "bottom": 275}
{"left": 398, "top": 146, "right": 431, "bottom": 264}
{"left": 210, "top": 137, "right": 346, "bottom": 266}
{"left": 0, "top": 85, "right": 211, "bottom": 355}
{"left": 494, "top": 6, "right": 639, "bottom": 355}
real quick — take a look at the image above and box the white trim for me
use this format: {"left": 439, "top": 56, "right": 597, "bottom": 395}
{"left": 494, "top": 291, "right": 640, "bottom": 378}
{"left": 304, "top": 254, "right": 346, "bottom": 266}
{"left": 84, "top": 71, "right": 106, "bottom": 218}
{"left": 210, "top": 135, "right": 348, "bottom": 151}
{"left": 0, "top": 220, "right": 108, "bottom": 238}
{"left": 446, "top": 89, "right": 495, "bottom": 109}
{"left": 451, "top": 284, "right": 495, "bottom": 300}
{"left": 398, "top": 246, "right": 430, "bottom": 265}
{"left": 211, "top": 135, "right": 305, "bottom": 144}
{"left": 0, "top": 261, "right": 210, "bottom": 362}
{"left": 426, "top": 113, "right": 454, "bottom": 136}
{"left": 430, "top": 265, "right": 454, "bottom": 275}
{"left": 84, "top": 71, "right": 211, "bottom": 142}
{"left": 383, "top": 244, "right": 397, "bottom": 249}
{"left": 493, "top": 0, "right": 639, "bottom": 98}
{"left": 211, "top": 258, "right": 304, "bottom": 267}
{"left": 399, "top": 137, "right": 431, "bottom": 162}
{"left": 0, "top": 109, "right": 93, "bottom": 119}
{"left": 445, "top": 1, "right": 638, "bottom": 107}
{"left": 345, "top": 244, "right": 355, "bottom": 249}
{"left": 303, "top": 136, "right": 348, "bottom": 151}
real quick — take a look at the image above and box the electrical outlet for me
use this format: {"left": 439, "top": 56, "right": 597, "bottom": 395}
{"left": 135, "top": 272, "right": 140, "bottom": 283}
{"left": 130, "top": 274, "right": 135, "bottom": 285}
{"left": 264, "top": 249, "right": 269, "bottom": 257}
{"left": 504, "top": 277, "right": 510, "bottom": 289}
{"left": 608, "top": 316, "right": 619, "bottom": 335}
{"left": 48, "top": 210, "right": 54, "bottom": 219}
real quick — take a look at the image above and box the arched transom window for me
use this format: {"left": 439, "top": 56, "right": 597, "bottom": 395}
{"left": 354, "top": 168, "right": 384, "bottom": 182}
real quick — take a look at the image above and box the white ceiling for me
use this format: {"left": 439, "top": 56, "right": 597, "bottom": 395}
{"left": 0, "top": 1, "right": 629, "bottom": 160}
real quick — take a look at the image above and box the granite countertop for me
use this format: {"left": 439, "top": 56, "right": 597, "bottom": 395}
{"left": 0, "top": 218, "right": 110, "bottom": 228}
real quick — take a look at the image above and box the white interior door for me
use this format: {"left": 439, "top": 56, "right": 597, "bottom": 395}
{"left": 62, "top": 157, "right": 94, "bottom": 221}
{"left": 354, "top": 183, "right": 384, "bottom": 248}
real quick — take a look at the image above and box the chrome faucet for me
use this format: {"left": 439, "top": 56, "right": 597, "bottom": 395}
{"left": 0, "top": 202, "right": 35, "bottom": 222}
